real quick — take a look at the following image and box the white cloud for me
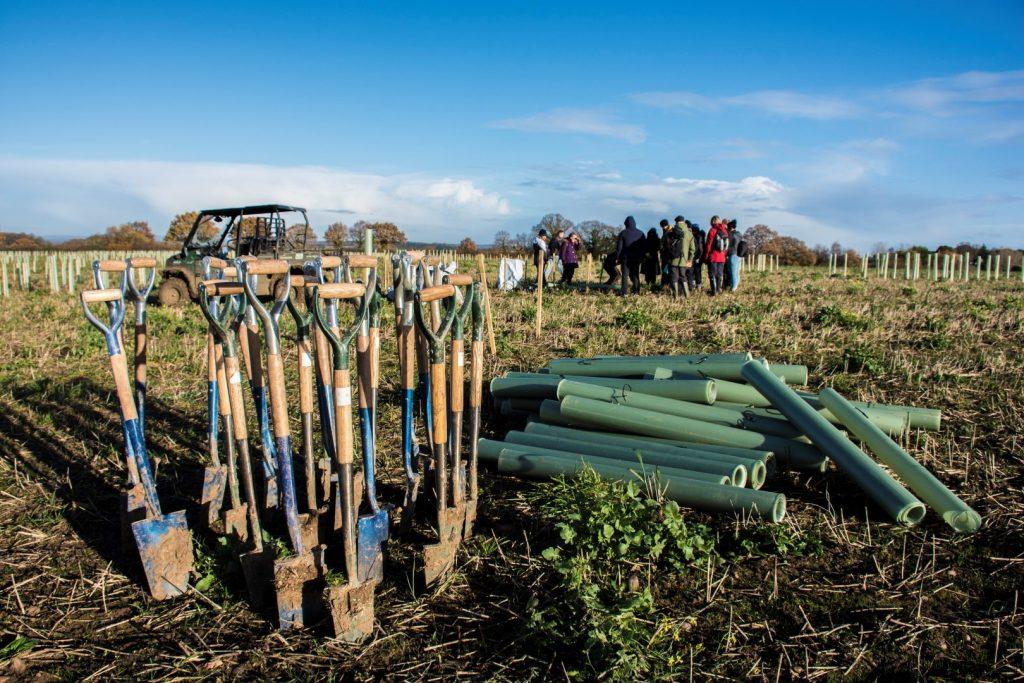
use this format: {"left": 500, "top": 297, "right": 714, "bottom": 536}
{"left": 490, "top": 107, "right": 646, "bottom": 143}
{"left": 0, "top": 157, "right": 510, "bottom": 237}
{"left": 885, "top": 70, "right": 1024, "bottom": 112}
{"left": 631, "top": 89, "right": 859, "bottom": 119}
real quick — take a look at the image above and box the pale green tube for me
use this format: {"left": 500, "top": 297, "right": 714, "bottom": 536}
{"left": 556, "top": 379, "right": 802, "bottom": 439}
{"left": 491, "top": 373, "right": 717, "bottom": 404}
{"left": 521, "top": 423, "right": 767, "bottom": 488}
{"left": 741, "top": 362, "right": 926, "bottom": 526}
{"left": 526, "top": 420, "right": 775, "bottom": 473}
{"left": 490, "top": 447, "right": 787, "bottom": 522}
{"left": 504, "top": 430, "right": 748, "bottom": 486}
{"left": 670, "top": 374, "right": 772, "bottom": 406}
{"left": 592, "top": 352, "right": 753, "bottom": 362}
{"left": 818, "top": 388, "right": 980, "bottom": 533}
{"left": 546, "top": 357, "right": 773, "bottom": 383}
{"left": 557, "top": 395, "right": 828, "bottom": 471}
{"left": 769, "top": 363, "right": 809, "bottom": 385}
{"left": 716, "top": 400, "right": 908, "bottom": 437}
{"left": 797, "top": 391, "right": 941, "bottom": 431}
{"left": 477, "top": 439, "right": 731, "bottom": 485}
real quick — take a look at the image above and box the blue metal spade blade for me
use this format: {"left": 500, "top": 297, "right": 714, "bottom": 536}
{"left": 357, "top": 507, "right": 390, "bottom": 583}
{"left": 131, "top": 509, "right": 194, "bottom": 601}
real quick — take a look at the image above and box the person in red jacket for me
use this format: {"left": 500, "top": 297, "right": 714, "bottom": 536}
{"left": 703, "top": 215, "right": 729, "bottom": 296}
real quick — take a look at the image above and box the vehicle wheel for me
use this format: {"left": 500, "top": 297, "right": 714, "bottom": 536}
{"left": 157, "top": 277, "right": 189, "bottom": 307}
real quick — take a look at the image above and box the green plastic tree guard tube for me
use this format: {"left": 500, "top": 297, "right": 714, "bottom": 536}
{"left": 557, "top": 395, "right": 828, "bottom": 471}
{"left": 491, "top": 447, "right": 787, "bottom": 522}
{"left": 818, "top": 388, "right": 980, "bottom": 533}
{"left": 491, "top": 373, "right": 717, "bottom": 404}
{"left": 521, "top": 423, "right": 768, "bottom": 489}
{"left": 670, "top": 374, "right": 772, "bottom": 407}
{"left": 591, "top": 352, "right": 752, "bottom": 362}
{"left": 766, "top": 363, "right": 809, "bottom": 386}
{"left": 716, "top": 400, "right": 908, "bottom": 437}
{"left": 477, "top": 438, "right": 731, "bottom": 485}
{"left": 741, "top": 361, "right": 926, "bottom": 526}
{"left": 556, "top": 379, "right": 802, "bottom": 439}
{"left": 797, "top": 391, "right": 941, "bottom": 431}
{"left": 534, "top": 400, "right": 777, "bottom": 476}
{"left": 504, "top": 430, "right": 748, "bottom": 486}
{"left": 546, "top": 357, "right": 772, "bottom": 383}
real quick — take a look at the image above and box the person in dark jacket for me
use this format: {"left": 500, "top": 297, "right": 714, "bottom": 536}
{"left": 532, "top": 229, "right": 549, "bottom": 286}
{"left": 659, "top": 219, "right": 674, "bottom": 290}
{"left": 615, "top": 216, "right": 646, "bottom": 296}
{"left": 687, "top": 223, "right": 704, "bottom": 291}
{"left": 643, "top": 227, "right": 661, "bottom": 289}
{"left": 665, "top": 215, "right": 695, "bottom": 298}
{"left": 602, "top": 252, "right": 619, "bottom": 285}
{"left": 723, "top": 219, "right": 742, "bottom": 291}
{"left": 559, "top": 232, "right": 580, "bottom": 285}
{"left": 704, "top": 216, "right": 729, "bottom": 295}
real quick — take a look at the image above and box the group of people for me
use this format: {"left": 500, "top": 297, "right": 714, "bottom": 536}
{"left": 531, "top": 215, "right": 746, "bottom": 297}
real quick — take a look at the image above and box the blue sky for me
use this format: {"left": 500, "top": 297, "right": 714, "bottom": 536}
{"left": 1, "top": 1, "right": 1022, "bottom": 249}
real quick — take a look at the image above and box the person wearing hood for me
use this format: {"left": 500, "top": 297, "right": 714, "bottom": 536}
{"left": 615, "top": 216, "right": 646, "bottom": 296}
{"left": 664, "top": 215, "right": 695, "bottom": 298}
{"left": 643, "top": 226, "right": 661, "bottom": 290}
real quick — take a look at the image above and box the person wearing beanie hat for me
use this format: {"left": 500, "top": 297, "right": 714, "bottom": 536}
{"left": 615, "top": 215, "right": 646, "bottom": 296}
{"left": 659, "top": 219, "right": 675, "bottom": 291}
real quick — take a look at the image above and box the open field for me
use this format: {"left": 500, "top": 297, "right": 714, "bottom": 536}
{"left": 1, "top": 266, "right": 1022, "bottom": 680}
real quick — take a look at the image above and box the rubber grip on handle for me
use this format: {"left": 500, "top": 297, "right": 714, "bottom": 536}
{"left": 418, "top": 284, "right": 456, "bottom": 302}
{"left": 82, "top": 288, "right": 123, "bottom": 303}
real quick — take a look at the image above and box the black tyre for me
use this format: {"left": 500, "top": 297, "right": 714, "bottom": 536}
{"left": 157, "top": 277, "right": 189, "bottom": 307}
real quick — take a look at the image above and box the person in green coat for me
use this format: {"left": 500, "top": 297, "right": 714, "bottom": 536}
{"left": 664, "top": 215, "right": 695, "bottom": 297}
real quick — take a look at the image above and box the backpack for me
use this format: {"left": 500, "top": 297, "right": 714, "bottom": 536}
{"left": 736, "top": 239, "right": 748, "bottom": 257}
{"left": 712, "top": 228, "right": 728, "bottom": 253}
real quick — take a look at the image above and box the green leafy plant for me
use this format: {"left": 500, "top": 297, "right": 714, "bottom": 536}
{"left": 815, "top": 305, "right": 870, "bottom": 331}
{"left": 525, "top": 468, "right": 715, "bottom": 680}
{"left": 615, "top": 309, "right": 659, "bottom": 333}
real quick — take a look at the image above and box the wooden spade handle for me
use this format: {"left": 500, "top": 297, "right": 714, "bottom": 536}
{"left": 469, "top": 339, "right": 484, "bottom": 408}
{"left": 205, "top": 257, "right": 228, "bottom": 270}
{"left": 332, "top": 368, "right": 354, "bottom": 466}
{"left": 221, "top": 266, "right": 238, "bottom": 278}
{"left": 315, "top": 282, "right": 365, "bottom": 300}
{"left": 215, "top": 344, "right": 233, "bottom": 419}
{"left": 347, "top": 254, "right": 377, "bottom": 269}
{"left": 446, "top": 273, "right": 474, "bottom": 286}
{"left": 297, "top": 337, "right": 314, "bottom": 415}
{"left": 224, "top": 355, "right": 248, "bottom": 439}
{"left": 418, "top": 284, "right": 455, "bottom": 303}
{"left": 82, "top": 288, "right": 122, "bottom": 304}
{"left": 96, "top": 260, "right": 127, "bottom": 273}
{"left": 202, "top": 279, "right": 245, "bottom": 296}
{"left": 129, "top": 257, "right": 157, "bottom": 269}
{"left": 109, "top": 352, "right": 138, "bottom": 420}
{"left": 430, "top": 362, "right": 448, "bottom": 448}
{"left": 244, "top": 259, "right": 289, "bottom": 275}
{"left": 319, "top": 255, "right": 342, "bottom": 269}
{"left": 450, "top": 338, "right": 464, "bottom": 412}
{"left": 265, "top": 352, "right": 291, "bottom": 438}
{"left": 356, "top": 332, "right": 371, "bottom": 409}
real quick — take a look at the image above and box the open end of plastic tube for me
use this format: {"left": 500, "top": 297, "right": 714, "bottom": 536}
{"left": 706, "top": 382, "right": 717, "bottom": 405}
{"left": 944, "top": 509, "right": 982, "bottom": 533}
{"left": 730, "top": 465, "right": 747, "bottom": 489}
{"left": 749, "top": 462, "right": 766, "bottom": 490}
{"left": 898, "top": 502, "right": 928, "bottom": 527}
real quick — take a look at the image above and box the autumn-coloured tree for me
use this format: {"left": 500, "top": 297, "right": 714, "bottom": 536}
{"left": 742, "top": 224, "right": 778, "bottom": 253}
{"left": 351, "top": 221, "right": 407, "bottom": 250}
{"left": 575, "top": 219, "right": 617, "bottom": 255}
{"left": 164, "top": 211, "right": 219, "bottom": 243}
{"left": 457, "top": 237, "right": 478, "bottom": 253}
{"left": 325, "top": 222, "right": 349, "bottom": 250}
{"left": 285, "top": 223, "right": 316, "bottom": 249}
{"left": 0, "top": 231, "right": 51, "bottom": 249}
{"left": 492, "top": 230, "right": 514, "bottom": 253}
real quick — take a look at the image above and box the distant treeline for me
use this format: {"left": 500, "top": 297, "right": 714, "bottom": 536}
{"left": 2, "top": 212, "right": 1019, "bottom": 264}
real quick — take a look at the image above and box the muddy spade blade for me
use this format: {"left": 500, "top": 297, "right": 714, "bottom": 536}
{"left": 240, "top": 546, "right": 276, "bottom": 609}
{"left": 324, "top": 581, "right": 376, "bottom": 642}
{"left": 274, "top": 546, "right": 326, "bottom": 630}
{"left": 132, "top": 510, "right": 194, "bottom": 600}
{"left": 201, "top": 464, "right": 227, "bottom": 529}
{"left": 422, "top": 507, "right": 464, "bottom": 586}
{"left": 357, "top": 508, "right": 389, "bottom": 583}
